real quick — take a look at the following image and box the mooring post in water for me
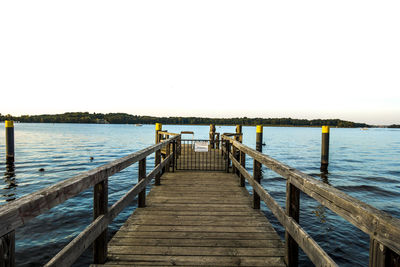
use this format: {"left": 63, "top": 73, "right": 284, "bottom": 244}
{"left": 209, "top": 124, "right": 216, "bottom": 149}
{"left": 5, "top": 120, "right": 15, "bottom": 163}
{"left": 253, "top": 125, "right": 263, "bottom": 209}
{"left": 321, "top": 126, "right": 330, "bottom": 173}
{"left": 155, "top": 123, "right": 162, "bottom": 185}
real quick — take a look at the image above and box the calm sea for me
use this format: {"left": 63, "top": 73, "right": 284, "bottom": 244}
{"left": 0, "top": 123, "right": 399, "bottom": 266}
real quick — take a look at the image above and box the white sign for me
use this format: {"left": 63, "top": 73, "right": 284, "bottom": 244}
{"left": 194, "top": 141, "right": 209, "bottom": 152}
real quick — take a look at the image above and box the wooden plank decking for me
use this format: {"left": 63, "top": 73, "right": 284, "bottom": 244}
{"left": 94, "top": 171, "right": 285, "bottom": 266}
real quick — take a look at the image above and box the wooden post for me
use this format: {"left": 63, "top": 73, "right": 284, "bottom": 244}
{"left": 320, "top": 126, "right": 329, "bottom": 173}
{"left": 155, "top": 123, "right": 162, "bottom": 185}
{"left": 165, "top": 138, "right": 170, "bottom": 172}
{"left": 225, "top": 140, "right": 230, "bottom": 173}
{"left": 209, "top": 124, "right": 216, "bottom": 149}
{"left": 253, "top": 125, "right": 263, "bottom": 209}
{"left": 172, "top": 140, "right": 176, "bottom": 172}
{"left": 1, "top": 125, "right": 15, "bottom": 267}
{"left": 215, "top": 133, "right": 220, "bottom": 149}
{"left": 5, "top": 121, "right": 14, "bottom": 163}
{"left": 236, "top": 125, "right": 242, "bottom": 142}
{"left": 369, "top": 237, "right": 400, "bottom": 267}
{"left": 93, "top": 179, "right": 108, "bottom": 264}
{"left": 236, "top": 125, "right": 245, "bottom": 187}
{"left": 155, "top": 148, "right": 161, "bottom": 185}
{"left": 0, "top": 230, "right": 15, "bottom": 267}
{"left": 138, "top": 158, "right": 146, "bottom": 207}
{"left": 155, "top": 123, "right": 162, "bottom": 144}
{"left": 285, "top": 181, "right": 300, "bottom": 267}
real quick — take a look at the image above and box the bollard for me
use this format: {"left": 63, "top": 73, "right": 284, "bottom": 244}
{"left": 5, "top": 121, "right": 14, "bottom": 163}
{"left": 320, "top": 126, "right": 330, "bottom": 172}
{"left": 253, "top": 125, "right": 263, "bottom": 209}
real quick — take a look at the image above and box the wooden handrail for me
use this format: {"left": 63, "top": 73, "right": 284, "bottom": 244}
{"left": 223, "top": 134, "right": 400, "bottom": 265}
{"left": 230, "top": 154, "right": 337, "bottom": 266}
{"left": 0, "top": 135, "right": 179, "bottom": 266}
{"left": 180, "top": 131, "right": 194, "bottom": 135}
{"left": 158, "top": 131, "right": 180, "bottom": 136}
{"left": 45, "top": 153, "right": 174, "bottom": 266}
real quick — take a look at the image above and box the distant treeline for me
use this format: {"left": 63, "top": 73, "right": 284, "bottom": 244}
{"left": 388, "top": 124, "right": 400, "bottom": 128}
{"left": 0, "top": 112, "right": 373, "bottom": 128}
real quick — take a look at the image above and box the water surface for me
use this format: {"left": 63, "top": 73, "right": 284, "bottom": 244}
{"left": 0, "top": 124, "right": 399, "bottom": 266}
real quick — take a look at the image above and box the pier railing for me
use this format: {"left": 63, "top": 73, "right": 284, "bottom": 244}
{"left": 222, "top": 134, "right": 400, "bottom": 267}
{"left": 0, "top": 134, "right": 180, "bottom": 266}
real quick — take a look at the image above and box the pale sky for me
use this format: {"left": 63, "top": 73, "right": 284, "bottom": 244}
{"left": 1, "top": 1, "right": 399, "bottom": 125}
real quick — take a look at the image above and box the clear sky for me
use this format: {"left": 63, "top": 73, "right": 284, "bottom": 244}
{"left": 1, "top": 1, "right": 399, "bottom": 125}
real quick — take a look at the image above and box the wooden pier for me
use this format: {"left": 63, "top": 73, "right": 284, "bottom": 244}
{"left": 1, "top": 124, "right": 400, "bottom": 267}
{"left": 98, "top": 171, "right": 285, "bottom": 266}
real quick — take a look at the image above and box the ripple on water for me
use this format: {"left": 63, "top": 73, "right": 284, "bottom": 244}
{"left": 1, "top": 124, "right": 399, "bottom": 267}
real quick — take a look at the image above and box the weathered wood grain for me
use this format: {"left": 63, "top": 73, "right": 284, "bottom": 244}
{"left": 0, "top": 230, "right": 15, "bottom": 267}
{"left": 231, "top": 138, "right": 400, "bottom": 256}
{"left": 44, "top": 152, "right": 175, "bottom": 266}
{"left": 103, "top": 171, "right": 285, "bottom": 266}
{"left": 231, "top": 154, "right": 337, "bottom": 267}
{"left": 93, "top": 179, "right": 108, "bottom": 264}
{"left": 0, "top": 136, "right": 179, "bottom": 238}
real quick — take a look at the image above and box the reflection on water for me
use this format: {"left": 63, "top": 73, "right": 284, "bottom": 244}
{"left": 2, "top": 162, "right": 16, "bottom": 202}
{"left": 0, "top": 124, "right": 399, "bottom": 267}
{"left": 312, "top": 205, "right": 327, "bottom": 224}
{"left": 320, "top": 171, "right": 330, "bottom": 185}
{"left": 311, "top": 172, "right": 330, "bottom": 224}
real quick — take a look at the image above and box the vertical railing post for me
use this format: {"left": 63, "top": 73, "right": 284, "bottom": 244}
{"left": 225, "top": 140, "right": 230, "bottom": 173}
{"left": 215, "top": 133, "right": 220, "bottom": 149}
{"left": 369, "top": 237, "right": 400, "bottom": 267}
{"left": 320, "top": 126, "right": 330, "bottom": 173}
{"left": 93, "top": 178, "right": 108, "bottom": 264}
{"left": 161, "top": 131, "right": 168, "bottom": 174}
{"left": 138, "top": 158, "right": 146, "bottom": 207}
{"left": 236, "top": 125, "right": 245, "bottom": 187}
{"left": 209, "top": 124, "right": 216, "bottom": 149}
{"left": 165, "top": 137, "right": 170, "bottom": 172}
{"left": 253, "top": 125, "right": 263, "bottom": 209}
{"left": 155, "top": 123, "right": 162, "bottom": 185}
{"left": 155, "top": 147, "right": 161, "bottom": 185}
{"left": 285, "top": 180, "right": 300, "bottom": 267}
{"left": 0, "top": 230, "right": 15, "bottom": 267}
{"left": 5, "top": 121, "right": 15, "bottom": 163}
{"left": 172, "top": 140, "right": 176, "bottom": 172}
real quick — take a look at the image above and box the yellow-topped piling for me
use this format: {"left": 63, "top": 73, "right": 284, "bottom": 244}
{"left": 254, "top": 125, "right": 263, "bottom": 209}
{"left": 321, "top": 126, "right": 330, "bottom": 172}
{"left": 5, "top": 120, "right": 15, "bottom": 162}
{"left": 5, "top": 121, "right": 14, "bottom": 128}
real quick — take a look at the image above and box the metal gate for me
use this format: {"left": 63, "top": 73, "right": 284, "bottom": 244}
{"left": 176, "top": 139, "right": 228, "bottom": 171}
